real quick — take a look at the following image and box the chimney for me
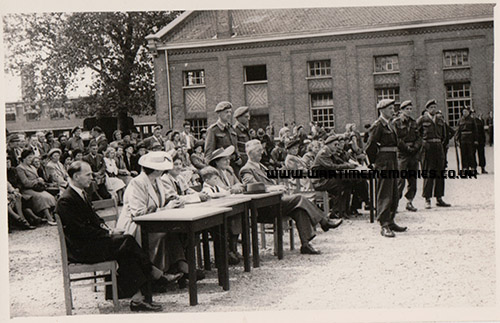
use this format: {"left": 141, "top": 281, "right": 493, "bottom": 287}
{"left": 216, "top": 10, "right": 233, "bottom": 39}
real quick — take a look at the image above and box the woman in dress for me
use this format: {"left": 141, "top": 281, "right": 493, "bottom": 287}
{"left": 103, "top": 146, "right": 126, "bottom": 202}
{"left": 45, "top": 148, "right": 69, "bottom": 192}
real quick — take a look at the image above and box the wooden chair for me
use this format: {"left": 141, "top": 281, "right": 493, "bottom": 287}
{"left": 92, "top": 198, "right": 119, "bottom": 224}
{"left": 54, "top": 213, "right": 119, "bottom": 315}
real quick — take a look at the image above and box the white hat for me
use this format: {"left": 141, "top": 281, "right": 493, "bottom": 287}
{"left": 245, "top": 139, "right": 263, "bottom": 154}
{"left": 138, "top": 151, "right": 173, "bottom": 171}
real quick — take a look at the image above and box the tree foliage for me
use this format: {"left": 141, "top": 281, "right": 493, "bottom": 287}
{"left": 4, "top": 11, "right": 181, "bottom": 128}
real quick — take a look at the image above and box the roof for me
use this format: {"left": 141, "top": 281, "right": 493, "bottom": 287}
{"left": 148, "top": 5, "right": 494, "bottom": 49}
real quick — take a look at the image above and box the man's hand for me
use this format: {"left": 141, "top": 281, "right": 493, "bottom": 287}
{"left": 110, "top": 228, "right": 125, "bottom": 236}
{"left": 165, "top": 199, "right": 184, "bottom": 209}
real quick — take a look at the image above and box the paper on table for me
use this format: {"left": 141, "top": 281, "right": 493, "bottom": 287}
{"left": 179, "top": 194, "right": 202, "bottom": 204}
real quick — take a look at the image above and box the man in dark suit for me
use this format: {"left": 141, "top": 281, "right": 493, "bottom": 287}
{"left": 83, "top": 141, "right": 111, "bottom": 200}
{"left": 143, "top": 125, "right": 165, "bottom": 151}
{"left": 471, "top": 109, "right": 488, "bottom": 174}
{"left": 89, "top": 126, "right": 109, "bottom": 154}
{"left": 240, "top": 140, "right": 342, "bottom": 255}
{"left": 56, "top": 161, "right": 163, "bottom": 311}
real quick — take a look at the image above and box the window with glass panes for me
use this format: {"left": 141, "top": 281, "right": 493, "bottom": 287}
{"left": 446, "top": 83, "right": 471, "bottom": 127}
{"left": 376, "top": 87, "right": 400, "bottom": 104}
{"left": 188, "top": 118, "right": 207, "bottom": 139}
{"left": 310, "top": 93, "right": 335, "bottom": 129}
{"left": 374, "top": 55, "right": 399, "bottom": 73}
{"left": 5, "top": 104, "right": 16, "bottom": 122}
{"left": 443, "top": 49, "right": 469, "bottom": 68}
{"left": 184, "top": 70, "right": 205, "bottom": 87}
{"left": 308, "top": 60, "right": 331, "bottom": 77}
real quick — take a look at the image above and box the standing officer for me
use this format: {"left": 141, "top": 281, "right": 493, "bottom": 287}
{"left": 233, "top": 106, "right": 251, "bottom": 166}
{"left": 417, "top": 99, "right": 451, "bottom": 209}
{"left": 205, "top": 101, "right": 242, "bottom": 174}
{"left": 392, "top": 100, "right": 421, "bottom": 212}
{"left": 366, "top": 99, "right": 407, "bottom": 238}
{"left": 471, "top": 109, "right": 488, "bottom": 174}
{"left": 455, "top": 106, "right": 478, "bottom": 172}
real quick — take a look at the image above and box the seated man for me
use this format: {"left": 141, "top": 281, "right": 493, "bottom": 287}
{"left": 56, "top": 161, "right": 164, "bottom": 312}
{"left": 240, "top": 140, "right": 342, "bottom": 255}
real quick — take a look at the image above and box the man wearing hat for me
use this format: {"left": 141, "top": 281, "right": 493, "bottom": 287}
{"left": 7, "top": 134, "right": 23, "bottom": 167}
{"left": 89, "top": 126, "right": 108, "bottom": 154}
{"left": 311, "top": 134, "right": 357, "bottom": 218}
{"left": 366, "top": 99, "right": 407, "bottom": 237}
{"left": 67, "top": 126, "right": 85, "bottom": 152}
{"left": 143, "top": 125, "right": 164, "bottom": 151}
{"left": 180, "top": 120, "right": 196, "bottom": 150}
{"left": 240, "top": 139, "right": 342, "bottom": 255}
{"left": 233, "top": 106, "right": 251, "bottom": 165}
{"left": 391, "top": 100, "right": 421, "bottom": 212}
{"left": 455, "top": 106, "right": 478, "bottom": 172}
{"left": 205, "top": 101, "right": 241, "bottom": 172}
{"left": 417, "top": 99, "right": 451, "bottom": 209}
{"left": 284, "top": 138, "right": 313, "bottom": 191}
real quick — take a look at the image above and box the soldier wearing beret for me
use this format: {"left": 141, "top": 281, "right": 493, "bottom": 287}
{"left": 391, "top": 100, "right": 421, "bottom": 212}
{"left": 233, "top": 106, "right": 251, "bottom": 166}
{"left": 471, "top": 109, "right": 488, "bottom": 174}
{"left": 455, "top": 106, "right": 478, "bottom": 172}
{"left": 366, "top": 99, "right": 407, "bottom": 237}
{"left": 417, "top": 99, "right": 451, "bottom": 209}
{"left": 204, "top": 101, "right": 242, "bottom": 175}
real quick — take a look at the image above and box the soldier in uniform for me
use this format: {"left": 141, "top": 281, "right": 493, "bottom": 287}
{"left": 471, "top": 109, "right": 488, "bottom": 174}
{"left": 232, "top": 106, "right": 251, "bottom": 166}
{"left": 436, "top": 110, "right": 455, "bottom": 169}
{"left": 366, "top": 99, "right": 407, "bottom": 238}
{"left": 455, "top": 106, "right": 478, "bottom": 171}
{"left": 204, "top": 101, "right": 242, "bottom": 175}
{"left": 417, "top": 99, "right": 451, "bottom": 209}
{"left": 391, "top": 100, "right": 421, "bottom": 212}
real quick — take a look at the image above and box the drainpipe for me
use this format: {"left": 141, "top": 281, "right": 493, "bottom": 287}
{"left": 164, "top": 49, "right": 173, "bottom": 129}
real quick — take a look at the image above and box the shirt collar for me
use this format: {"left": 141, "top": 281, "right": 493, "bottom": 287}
{"left": 379, "top": 114, "right": 390, "bottom": 125}
{"left": 216, "top": 119, "right": 229, "bottom": 131}
{"left": 69, "top": 182, "right": 85, "bottom": 200}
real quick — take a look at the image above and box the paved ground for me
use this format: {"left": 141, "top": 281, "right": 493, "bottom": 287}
{"left": 7, "top": 146, "right": 496, "bottom": 321}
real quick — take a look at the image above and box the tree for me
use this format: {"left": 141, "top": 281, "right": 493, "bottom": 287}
{"left": 3, "top": 11, "right": 181, "bottom": 130}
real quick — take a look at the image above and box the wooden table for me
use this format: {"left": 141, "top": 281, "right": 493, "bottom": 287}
{"left": 133, "top": 206, "right": 231, "bottom": 306}
{"left": 186, "top": 195, "right": 252, "bottom": 272}
{"left": 243, "top": 191, "right": 283, "bottom": 268}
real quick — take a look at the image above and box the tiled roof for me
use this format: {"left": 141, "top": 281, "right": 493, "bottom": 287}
{"left": 159, "top": 5, "right": 494, "bottom": 44}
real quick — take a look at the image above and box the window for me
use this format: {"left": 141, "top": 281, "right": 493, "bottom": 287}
{"left": 374, "top": 55, "right": 399, "bottom": 73}
{"left": 310, "top": 93, "right": 335, "bottom": 130}
{"left": 308, "top": 60, "right": 331, "bottom": 77}
{"left": 184, "top": 70, "right": 205, "bottom": 87}
{"left": 376, "top": 87, "right": 400, "bottom": 105}
{"left": 443, "top": 49, "right": 469, "bottom": 68}
{"left": 5, "top": 104, "right": 16, "bottom": 122}
{"left": 446, "top": 83, "right": 471, "bottom": 127}
{"left": 244, "top": 65, "right": 267, "bottom": 82}
{"left": 188, "top": 118, "right": 207, "bottom": 139}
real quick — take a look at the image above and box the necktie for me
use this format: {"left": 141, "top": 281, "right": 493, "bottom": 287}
{"left": 215, "top": 186, "right": 219, "bottom": 193}
{"left": 174, "top": 180, "right": 182, "bottom": 195}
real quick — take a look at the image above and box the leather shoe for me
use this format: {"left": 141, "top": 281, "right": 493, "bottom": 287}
{"left": 389, "top": 223, "right": 407, "bottom": 232}
{"left": 228, "top": 251, "right": 240, "bottom": 265}
{"left": 300, "top": 243, "right": 321, "bottom": 255}
{"left": 406, "top": 202, "right": 417, "bottom": 212}
{"left": 380, "top": 226, "right": 395, "bottom": 238}
{"left": 328, "top": 211, "right": 340, "bottom": 219}
{"left": 436, "top": 198, "right": 451, "bottom": 207}
{"left": 320, "top": 218, "right": 343, "bottom": 232}
{"left": 130, "top": 300, "right": 163, "bottom": 312}
{"left": 425, "top": 199, "right": 431, "bottom": 209}
{"left": 158, "top": 272, "right": 182, "bottom": 285}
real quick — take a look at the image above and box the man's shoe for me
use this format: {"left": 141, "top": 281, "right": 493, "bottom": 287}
{"left": 320, "top": 218, "right": 343, "bottom": 232}
{"left": 46, "top": 220, "right": 57, "bottom": 226}
{"left": 482, "top": 167, "right": 488, "bottom": 174}
{"left": 425, "top": 199, "right": 431, "bottom": 209}
{"left": 380, "top": 226, "right": 396, "bottom": 238}
{"left": 406, "top": 202, "right": 417, "bottom": 212}
{"left": 130, "top": 300, "right": 163, "bottom": 312}
{"left": 328, "top": 211, "right": 340, "bottom": 219}
{"left": 389, "top": 223, "right": 407, "bottom": 232}
{"left": 300, "top": 243, "right": 321, "bottom": 255}
{"left": 157, "top": 273, "right": 182, "bottom": 286}
{"left": 436, "top": 198, "right": 451, "bottom": 207}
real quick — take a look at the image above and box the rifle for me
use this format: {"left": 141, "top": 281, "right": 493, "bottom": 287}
{"left": 454, "top": 138, "right": 460, "bottom": 172}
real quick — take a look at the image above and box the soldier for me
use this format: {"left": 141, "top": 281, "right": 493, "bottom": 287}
{"left": 366, "top": 99, "right": 406, "bottom": 238}
{"left": 417, "top": 99, "right": 451, "bottom": 209}
{"left": 455, "top": 106, "right": 478, "bottom": 171}
{"left": 365, "top": 99, "right": 407, "bottom": 237}
{"left": 392, "top": 100, "right": 421, "bottom": 212}
{"left": 435, "top": 110, "right": 455, "bottom": 169}
{"left": 471, "top": 109, "right": 488, "bottom": 174}
{"left": 204, "top": 101, "right": 242, "bottom": 174}
{"left": 232, "top": 106, "right": 251, "bottom": 166}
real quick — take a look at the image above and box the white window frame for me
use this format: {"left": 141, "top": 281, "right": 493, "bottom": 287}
{"left": 183, "top": 70, "right": 205, "bottom": 88}
{"left": 446, "top": 82, "right": 472, "bottom": 127}
{"left": 310, "top": 92, "right": 335, "bottom": 130}
{"left": 443, "top": 49, "right": 469, "bottom": 68}
{"left": 374, "top": 55, "right": 399, "bottom": 73}
{"left": 307, "top": 60, "right": 332, "bottom": 78}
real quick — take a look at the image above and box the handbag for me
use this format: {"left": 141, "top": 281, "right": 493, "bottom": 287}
{"left": 32, "top": 182, "right": 46, "bottom": 192}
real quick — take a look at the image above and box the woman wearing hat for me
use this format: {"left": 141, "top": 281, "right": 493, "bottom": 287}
{"left": 116, "top": 151, "right": 185, "bottom": 285}
{"left": 67, "top": 126, "right": 84, "bottom": 152}
{"left": 284, "top": 139, "right": 313, "bottom": 191}
{"left": 45, "top": 148, "right": 69, "bottom": 192}
{"left": 190, "top": 140, "right": 207, "bottom": 170}
{"left": 15, "top": 149, "right": 57, "bottom": 225}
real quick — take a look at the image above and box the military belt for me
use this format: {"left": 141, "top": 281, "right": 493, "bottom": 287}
{"left": 379, "top": 147, "right": 398, "bottom": 152}
{"left": 424, "top": 139, "right": 442, "bottom": 143}
{"left": 461, "top": 131, "right": 473, "bottom": 134}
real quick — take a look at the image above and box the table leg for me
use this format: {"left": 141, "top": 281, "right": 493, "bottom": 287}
{"left": 220, "top": 219, "right": 229, "bottom": 291}
{"left": 241, "top": 204, "right": 251, "bottom": 272}
{"left": 140, "top": 226, "right": 152, "bottom": 303}
{"left": 213, "top": 228, "right": 223, "bottom": 286}
{"left": 369, "top": 176, "right": 375, "bottom": 223}
{"left": 276, "top": 200, "right": 284, "bottom": 260}
{"left": 202, "top": 231, "right": 211, "bottom": 271}
{"left": 187, "top": 229, "right": 198, "bottom": 306}
{"left": 250, "top": 203, "right": 260, "bottom": 268}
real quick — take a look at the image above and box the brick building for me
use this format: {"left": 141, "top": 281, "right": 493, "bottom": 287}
{"left": 147, "top": 5, "right": 493, "bottom": 134}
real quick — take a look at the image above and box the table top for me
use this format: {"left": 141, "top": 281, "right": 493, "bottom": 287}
{"left": 241, "top": 190, "right": 283, "bottom": 200}
{"left": 133, "top": 206, "right": 232, "bottom": 222}
{"left": 185, "top": 195, "right": 252, "bottom": 209}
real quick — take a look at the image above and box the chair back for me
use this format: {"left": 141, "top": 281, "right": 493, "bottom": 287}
{"left": 92, "top": 198, "right": 119, "bottom": 223}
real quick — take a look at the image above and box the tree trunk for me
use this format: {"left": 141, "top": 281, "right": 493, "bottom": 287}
{"left": 117, "top": 111, "right": 129, "bottom": 132}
